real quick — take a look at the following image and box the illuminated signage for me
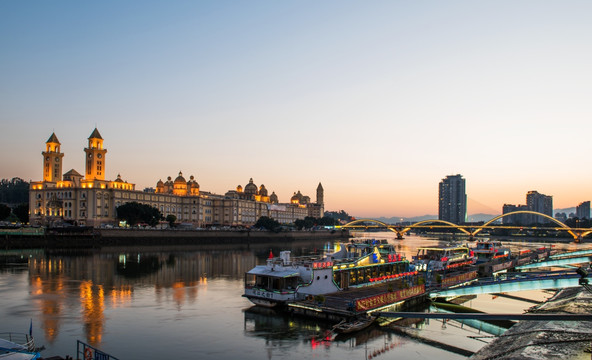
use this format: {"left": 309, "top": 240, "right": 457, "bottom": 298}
{"left": 387, "top": 254, "right": 402, "bottom": 262}
{"left": 355, "top": 285, "right": 425, "bottom": 311}
{"left": 312, "top": 261, "right": 333, "bottom": 269}
{"left": 441, "top": 271, "right": 477, "bottom": 288}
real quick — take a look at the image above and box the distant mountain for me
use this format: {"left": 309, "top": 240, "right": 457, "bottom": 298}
{"left": 357, "top": 209, "right": 577, "bottom": 224}
{"left": 370, "top": 215, "right": 436, "bottom": 224}
{"left": 359, "top": 213, "right": 499, "bottom": 224}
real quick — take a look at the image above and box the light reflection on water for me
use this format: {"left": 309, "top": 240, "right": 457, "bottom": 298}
{"left": 0, "top": 234, "right": 586, "bottom": 359}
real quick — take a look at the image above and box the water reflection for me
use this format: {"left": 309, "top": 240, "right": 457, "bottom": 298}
{"left": 17, "top": 247, "right": 262, "bottom": 349}
{"left": 0, "top": 235, "right": 586, "bottom": 359}
{"left": 243, "top": 306, "right": 411, "bottom": 359}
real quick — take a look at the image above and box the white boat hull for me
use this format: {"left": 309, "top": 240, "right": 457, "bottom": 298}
{"left": 243, "top": 288, "right": 296, "bottom": 307}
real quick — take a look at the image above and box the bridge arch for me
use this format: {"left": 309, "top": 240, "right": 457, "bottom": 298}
{"left": 401, "top": 219, "right": 472, "bottom": 236}
{"left": 340, "top": 219, "right": 400, "bottom": 234}
{"left": 472, "top": 210, "right": 577, "bottom": 239}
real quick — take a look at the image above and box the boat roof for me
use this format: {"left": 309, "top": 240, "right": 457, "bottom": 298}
{"left": 417, "top": 245, "right": 469, "bottom": 251}
{"left": 246, "top": 266, "right": 300, "bottom": 278}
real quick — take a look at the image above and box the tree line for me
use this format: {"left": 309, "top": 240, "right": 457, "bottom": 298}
{"left": 0, "top": 178, "right": 30, "bottom": 224}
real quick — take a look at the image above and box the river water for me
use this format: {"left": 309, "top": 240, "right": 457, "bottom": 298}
{"left": 0, "top": 233, "right": 585, "bottom": 359}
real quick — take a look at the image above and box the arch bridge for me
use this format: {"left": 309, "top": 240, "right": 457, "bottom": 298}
{"left": 338, "top": 211, "right": 591, "bottom": 242}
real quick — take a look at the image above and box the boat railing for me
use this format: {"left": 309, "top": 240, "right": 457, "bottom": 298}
{"left": 77, "top": 340, "right": 119, "bottom": 360}
{"left": 0, "top": 332, "right": 35, "bottom": 352}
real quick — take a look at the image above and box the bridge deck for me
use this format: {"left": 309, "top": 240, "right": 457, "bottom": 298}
{"left": 431, "top": 271, "right": 582, "bottom": 297}
{"left": 516, "top": 255, "right": 592, "bottom": 270}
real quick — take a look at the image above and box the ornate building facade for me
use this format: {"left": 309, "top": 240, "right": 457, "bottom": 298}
{"left": 29, "top": 130, "right": 324, "bottom": 227}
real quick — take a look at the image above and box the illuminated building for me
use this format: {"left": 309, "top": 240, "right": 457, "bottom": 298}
{"left": 29, "top": 129, "right": 324, "bottom": 227}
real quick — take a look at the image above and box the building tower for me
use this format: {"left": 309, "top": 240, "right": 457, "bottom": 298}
{"left": 42, "top": 133, "right": 64, "bottom": 182}
{"left": 84, "top": 128, "right": 107, "bottom": 180}
{"left": 316, "top": 182, "right": 324, "bottom": 204}
{"left": 576, "top": 201, "right": 590, "bottom": 220}
{"left": 438, "top": 174, "right": 467, "bottom": 224}
{"left": 526, "top": 191, "right": 553, "bottom": 224}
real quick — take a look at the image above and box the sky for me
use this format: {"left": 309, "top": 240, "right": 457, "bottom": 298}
{"left": 1, "top": 1, "right": 591, "bottom": 218}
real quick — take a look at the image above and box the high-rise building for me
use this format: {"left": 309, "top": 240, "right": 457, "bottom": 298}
{"left": 576, "top": 201, "right": 590, "bottom": 219}
{"left": 502, "top": 190, "right": 553, "bottom": 225}
{"left": 526, "top": 191, "right": 553, "bottom": 224}
{"left": 502, "top": 204, "right": 529, "bottom": 225}
{"left": 438, "top": 174, "right": 467, "bottom": 224}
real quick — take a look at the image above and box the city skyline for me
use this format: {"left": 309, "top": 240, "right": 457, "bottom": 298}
{"left": 2, "top": 1, "right": 592, "bottom": 218}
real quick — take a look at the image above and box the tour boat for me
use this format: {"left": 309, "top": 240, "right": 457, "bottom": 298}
{"left": 471, "top": 240, "right": 511, "bottom": 264}
{"left": 412, "top": 244, "right": 476, "bottom": 272}
{"left": 243, "top": 239, "right": 412, "bottom": 307}
{"left": 0, "top": 333, "right": 40, "bottom": 360}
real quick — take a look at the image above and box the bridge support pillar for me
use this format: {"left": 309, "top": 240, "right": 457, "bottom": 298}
{"left": 575, "top": 234, "right": 582, "bottom": 243}
{"left": 396, "top": 233, "right": 404, "bottom": 240}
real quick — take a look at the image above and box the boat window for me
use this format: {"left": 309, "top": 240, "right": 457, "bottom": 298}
{"left": 272, "top": 278, "right": 281, "bottom": 290}
{"left": 245, "top": 274, "right": 256, "bottom": 287}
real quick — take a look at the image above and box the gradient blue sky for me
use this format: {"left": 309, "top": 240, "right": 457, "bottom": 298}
{"left": 1, "top": 1, "right": 591, "bottom": 218}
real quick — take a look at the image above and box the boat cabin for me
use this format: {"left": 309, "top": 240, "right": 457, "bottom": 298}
{"left": 413, "top": 244, "right": 474, "bottom": 271}
{"left": 472, "top": 241, "right": 511, "bottom": 263}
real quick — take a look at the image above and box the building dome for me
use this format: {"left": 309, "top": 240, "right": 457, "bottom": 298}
{"left": 189, "top": 175, "right": 199, "bottom": 189}
{"left": 114, "top": 174, "right": 124, "bottom": 183}
{"left": 236, "top": 185, "right": 243, "bottom": 193}
{"left": 244, "top": 178, "right": 258, "bottom": 195}
{"left": 270, "top": 192, "right": 278, "bottom": 204}
{"left": 259, "top": 184, "right": 268, "bottom": 197}
{"left": 157, "top": 179, "right": 164, "bottom": 186}
{"left": 174, "top": 171, "right": 186, "bottom": 184}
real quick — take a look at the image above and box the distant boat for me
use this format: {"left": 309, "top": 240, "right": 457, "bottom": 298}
{"left": 471, "top": 240, "right": 511, "bottom": 264}
{"left": 332, "top": 316, "right": 375, "bottom": 334}
{"left": 413, "top": 243, "right": 476, "bottom": 271}
{"left": 0, "top": 332, "right": 40, "bottom": 360}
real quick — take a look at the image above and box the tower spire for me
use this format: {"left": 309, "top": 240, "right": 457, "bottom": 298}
{"left": 42, "top": 132, "right": 64, "bottom": 182}
{"left": 84, "top": 128, "right": 107, "bottom": 180}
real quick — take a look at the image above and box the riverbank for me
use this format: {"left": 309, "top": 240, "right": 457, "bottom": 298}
{"left": 470, "top": 286, "right": 592, "bottom": 359}
{"left": 0, "top": 228, "right": 350, "bottom": 249}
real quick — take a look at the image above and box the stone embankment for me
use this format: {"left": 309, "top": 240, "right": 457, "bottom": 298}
{"left": 470, "top": 286, "right": 592, "bottom": 359}
{"left": 1, "top": 228, "right": 350, "bottom": 249}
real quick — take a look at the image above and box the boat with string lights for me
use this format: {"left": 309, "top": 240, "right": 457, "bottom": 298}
{"left": 471, "top": 240, "right": 511, "bottom": 264}
{"left": 412, "top": 243, "right": 476, "bottom": 272}
{"left": 243, "top": 239, "right": 416, "bottom": 308}
{"left": 470, "top": 240, "right": 514, "bottom": 276}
